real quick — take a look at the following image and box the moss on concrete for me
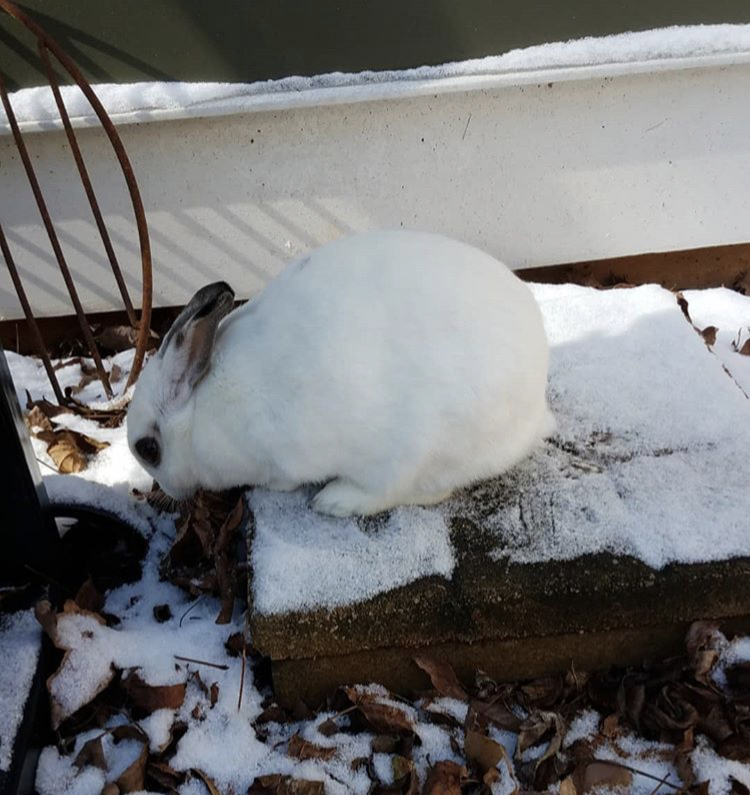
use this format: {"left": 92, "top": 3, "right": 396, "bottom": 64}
{"left": 248, "top": 497, "right": 750, "bottom": 662}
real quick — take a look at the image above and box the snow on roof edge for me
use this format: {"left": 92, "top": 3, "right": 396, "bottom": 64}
{"left": 2, "top": 24, "right": 750, "bottom": 135}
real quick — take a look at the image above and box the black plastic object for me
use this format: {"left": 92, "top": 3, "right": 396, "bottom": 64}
{"left": 0, "top": 343, "right": 61, "bottom": 585}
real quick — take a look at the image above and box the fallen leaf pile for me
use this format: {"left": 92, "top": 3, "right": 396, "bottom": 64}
{"left": 152, "top": 488, "right": 247, "bottom": 625}
{"left": 24, "top": 363, "right": 129, "bottom": 473}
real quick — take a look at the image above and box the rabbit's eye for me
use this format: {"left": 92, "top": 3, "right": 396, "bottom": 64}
{"left": 135, "top": 436, "right": 160, "bottom": 467}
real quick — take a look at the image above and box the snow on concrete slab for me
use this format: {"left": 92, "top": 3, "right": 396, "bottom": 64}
{"left": 249, "top": 487, "right": 454, "bottom": 614}
{"left": 3, "top": 25, "right": 750, "bottom": 132}
{"left": 251, "top": 284, "right": 750, "bottom": 615}
{"left": 0, "top": 610, "right": 41, "bottom": 772}
{"left": 458, "top": 284, "right": 750, "bottom": 569}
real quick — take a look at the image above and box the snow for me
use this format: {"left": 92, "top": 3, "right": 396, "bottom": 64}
{"left": 2, "top": 25, "right": 750, "bottom": 133}
{"left": 249, "top": 487, "right": 454, "bottom": 613}
{"left": 4, "top": 349, "right": 136, "bottom": 408}
{"left": 461, "top": 283, "right": 750, "bottom": 569}
{"left": 692, "top": 736, "right": 750, "bottom": 795}
{"left": 592, "top": 732, "right": 683, "bottom": 794}
{"left": 563, "top": 709, "right": 600, "bottom": 748}
{"left": 0, "top": 610, "right": 41, "bottom": 772}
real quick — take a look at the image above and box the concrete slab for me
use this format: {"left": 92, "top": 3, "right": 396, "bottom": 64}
{"left": 246, "top": 284, "right": 750, "bottom": 705}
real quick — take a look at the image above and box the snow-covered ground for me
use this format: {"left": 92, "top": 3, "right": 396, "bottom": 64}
{"left": 2, "top": 24, "right": 750, "bottom": 133}
{"left": 0, "top": 610, "right": 41, "bottom": 773}
{"left": 2, "top": 283, "right": 750, "bottom": 793}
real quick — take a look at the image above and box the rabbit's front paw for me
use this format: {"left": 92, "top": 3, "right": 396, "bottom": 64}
{"left": 311, "top": 479, "right": 385, "bottom": 518}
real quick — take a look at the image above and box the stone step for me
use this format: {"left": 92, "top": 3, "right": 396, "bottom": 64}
{"left": 246, "top": 284, "right": 750, "bottom": 706}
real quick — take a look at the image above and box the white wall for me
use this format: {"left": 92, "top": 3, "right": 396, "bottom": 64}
{"left": 2, "top": 59, "right": 750, "bottom": 319}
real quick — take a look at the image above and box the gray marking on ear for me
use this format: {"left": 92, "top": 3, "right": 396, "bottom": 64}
{"left": 161, "top": 282, "right": 235, "bottom": 355}
{"left": 159, "top": 281, "right": 235, "bottom": 403}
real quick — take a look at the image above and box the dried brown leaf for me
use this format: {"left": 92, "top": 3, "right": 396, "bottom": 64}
{"left": 391, "top": 754, "right": 412, "bottom": 778}
{"left": 413, "top": 656, "right": 468, "bottom": 700}
{"left": 192, "top": 768, "right": 224, "bottom": 795}
{"left": 25, "top": 391, "right": 72, "bottom": 419}
{"left": 738, "top": 338, "right": 750, "bottom": 357}
{"left": 372, "top": 734, "right": 400, "bottom": 753}
{"left": 699, "top": 704, "right": 734, "bottom": 744}
{"left": 214, "top": 496, "right": 245, "bottom": 624}
{"left": 464, "top": 729, "right": 508, "bottom": 773}
{"left": 344, "top": 688, "right": 414, "bottom": 735}
{"left": 317, "top": 717, "right": 339, "bottom": 737}
{"left": 618, "top": 678, "right": 646, "bottom": 726}
{"left": 470, "top": 697, "right": 521, "bottom": 732}
{"left": 560, "top": 760, "right": 632, "bottom": 794}
{"left": 516, "top": 710, "right": 566, "bottom": 764}
{"left": 116, "top": 740, "right": 148, "bottom": 793}
{"left": 94, "top": 325, "right": 141, "bottom": 353}
{"left": 482, "top": 767, "right": 519, "bottom": 795}
{"left": 422, "top": 760, "right": 466, "bottom": 795}
{"left": 225, "top": 631, "right": 247, "bottom": 657}
{"left": 256, "top": 704, "right": 290, "bottom": 725}
{"left": 601, "top": 713, "right": 620, "bottom": 738}
{"left": 25, "top": 405, "right": 54, "bottom": 432}
{"left": 35, "top": 428, "right": 109, "bottom": 473}
{"left": 73, "top": 734, "right": 108, "bottom": 771}
{"left": 210, "top": 682, "right": 220, "bottom": 707}
{"left": 686, "top": 621, "right": 726, "bottom": 683}
{"left": 248, "top": 774, "right": 325, "bottom": 795}
{"left": 521, "top": 676, "right": 564, "bottom": 708}
{"left": 147, "top": 760, "right": 185, "bottom": 789}
{"left": 287, "top": 733, "right": 336, "bottom": 761}
{"left": 675, "top": 292, "right": 692, "bottom": 323}
{"left": 718, "top": 733, "right": 750, "bottom": 762}
{"left": 74, "top": 578, "right": 105, "bottom": 614}
{"left": 700, "top": 326, "right": 718, "bottom": 347}
{"left": 122, "top": 670, "right": 186, "bottom": 713}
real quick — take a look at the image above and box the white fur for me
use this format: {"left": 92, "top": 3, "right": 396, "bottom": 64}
{"left": 127, "top": 230, "right": 554, "bottom": 516}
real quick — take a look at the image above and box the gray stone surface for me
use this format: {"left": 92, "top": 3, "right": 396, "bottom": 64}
{"left": 248, "top": 489, "right": 750, "bottom": 661}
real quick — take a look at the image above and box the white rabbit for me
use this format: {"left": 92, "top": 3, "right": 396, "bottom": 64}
{"left": 127, "top": 230, "right": 554, "bottom": 517}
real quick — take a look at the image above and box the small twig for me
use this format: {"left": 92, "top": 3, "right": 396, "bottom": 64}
{"left": 237, "top": 645, "right": 247, "bottom": 712}
{"left": 36, "top": 456, "right": 59, "bottom": 473}
{"left": 179, "top": 594, "right": 208, "bottom": 627}
{"left": 570, "top": 659, "right": 580, "bottom": 689}
{"left": 647, "top": 771, "right": 673, "bottom": 795}
{"left": 591, "top": 759, "right": 681, "bottom": 791}
{"left": 23, "top": 564, "right": 65, "bottom": 589}
{"left": 462, "top": 113, "right": 472, "bottom": 140}
{"left": 174, "top": 655, "right": 229, "bottom": 671}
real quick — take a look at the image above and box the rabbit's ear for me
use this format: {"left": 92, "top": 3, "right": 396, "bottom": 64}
{"left": 158, "top": 281, "right": 235, "bottom": 404}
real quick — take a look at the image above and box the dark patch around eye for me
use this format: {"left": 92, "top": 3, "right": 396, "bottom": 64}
{"left": 136, "top": 436, "right": 161, "bottom": 467}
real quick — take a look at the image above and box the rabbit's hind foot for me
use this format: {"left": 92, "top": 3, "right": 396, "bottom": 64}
{"left": 311, "top": 478, "right": 387, "bottom": 518}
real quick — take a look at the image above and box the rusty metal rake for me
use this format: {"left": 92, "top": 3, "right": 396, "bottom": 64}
{"left": 0, "top": 0, "right": 152, "bottom": 403}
